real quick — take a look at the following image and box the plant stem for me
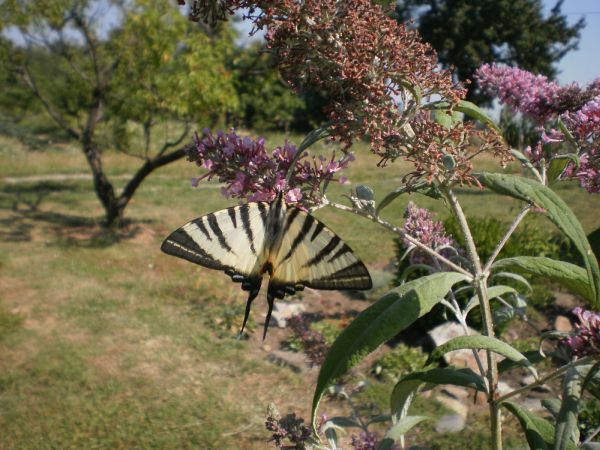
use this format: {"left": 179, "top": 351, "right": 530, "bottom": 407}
{"left": 441, "top": 186, "right": 502, "bottom": 450}
{"left": 324, "top": 199, "right": 473, "bottom": 279}
{"left": 495, "top": 356, "right": 593, "bottom": 404}
{"left": 482, "top": 206, "right": 531, "bottom": 273}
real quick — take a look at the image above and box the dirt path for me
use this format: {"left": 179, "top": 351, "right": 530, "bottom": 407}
{"left": 1, "top": 173, "right": 220, "bottom": 187}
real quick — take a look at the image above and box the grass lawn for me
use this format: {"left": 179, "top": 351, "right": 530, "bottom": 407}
{"left": 0, "top": 132, "right": 598, "bottom": 449}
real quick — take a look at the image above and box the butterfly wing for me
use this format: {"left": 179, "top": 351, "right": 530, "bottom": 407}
{"left": 270, "top": 206, "right": 372, "bottom": 295}
{"left": 161, "top": 202, "right": 271, "bottom": 333}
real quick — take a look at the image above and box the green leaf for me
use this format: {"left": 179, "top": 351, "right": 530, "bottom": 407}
{"left": 376, "top": 416, "right": 429, "bottom": 450}
{"left": 498, "top": 350, "right": 545, "bottom": 373}
{"left": 542, "top": 399, "right": 562, "bottom": 419}
{"left": 491, "top": 271, "right": 533, "bottom": 293}
{"left": 465, "top": 285, "right": 518, "bottom": 314}
{"left": 433, "top": 109, "right": 462, "bottom": 129}
{"left": 324, "top": 416, "right": 362, "bottom": 429}
{"left": 455, "top": 100, "right": 502, "bottom": 134}
{"left": 547, "top": 155, "right": 578, "bottom": 184}
{"left": 502, "top": 401, "right": 556, "bottom": 450}
{"left": 311, "top": 272, "right": 469, "bottom": 428}
{"left": 478, "top": 173, "right": 600, "bottom": 307}
{"left": 492, "top": 256, "right": 594, "bottom": 302}
{"left": 376, "top": 182, "right": 441, "bottom": 214}
{"left": 397, "top": 367, "right": 487, "bottom": 394}
{"left": 554, "top": 366, "right": 584, "bottom": 450}
{"left": 390, "top": 379, "right": 423, "bottom": 421}
{"left": 427, "top": 335, "right": 536, "bottom": 377}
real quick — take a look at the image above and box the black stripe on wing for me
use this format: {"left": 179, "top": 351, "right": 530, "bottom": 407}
{"left": 161, "top": 228, "right": 230, "bottom": 271}
{"left": 304, "top": 260, "right": 372, "bottom": 290}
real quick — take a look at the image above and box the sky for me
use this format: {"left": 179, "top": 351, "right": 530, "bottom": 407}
{"left": 542, "top": 0, "right": 600, "bottom": 85}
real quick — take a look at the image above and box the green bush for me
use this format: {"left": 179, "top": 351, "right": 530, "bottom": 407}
{"left": 372, "top": 343, "right": 428, "bottom": 382}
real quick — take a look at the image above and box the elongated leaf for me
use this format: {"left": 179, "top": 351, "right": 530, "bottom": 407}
{"left": 433, "top": 109, "right": 462, "bottom": 129}
{"left": 398, "top": 367, "right": 487, "bottom": 395}
{"left": 324, "top": 417, "right": 362, "bottom": 429}
{"left": 311, "top": 272, "right": 469, "bottom": 428}
{"left": 376, "top": 416, "right": 429, "bottom": 450}
{"left": 542, "top": 399, "right": 562, "bottom": 419}
{"left": 547, "top": 155, "right": 578, "bottom": 184}
{"left": 390, "top": 379, "right": 423, "bottom": 422}
{"left": 492, "top": 256, "right": 594, "bottom": 302}
{"left": 427, "top": 335, "right": 536, "bottom": 377}
{"left": 466, "top": 285, "right": 518, "bottom": 313}
{"left": 502, "top": 401, "right": 556, "bottom": 450}
{"left": 498, "top": 350, "right": 545, "bottom": 373}
{"left": 491, "top": 271, "right": 533, "bottom": 293}
{"left": 455, "top": 100, "right": 502, "bottom": 134}
{"left": 478, "top": 173, "right": 600, "bottom": 306}
{"left": 554, "top": 366, "right": 584, "bottom": 450}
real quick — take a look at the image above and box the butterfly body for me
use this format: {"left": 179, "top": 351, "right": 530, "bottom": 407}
{"left": 162, "top": 194, "right": 372, "bottom": 338}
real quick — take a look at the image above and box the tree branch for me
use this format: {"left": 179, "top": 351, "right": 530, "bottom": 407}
{"left": 20, "top": 65, "right": 80, "bottom": 140}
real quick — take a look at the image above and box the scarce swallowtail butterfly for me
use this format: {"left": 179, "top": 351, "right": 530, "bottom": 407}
{"left": 161, "top": 193, "right": 372, "bottom": 338}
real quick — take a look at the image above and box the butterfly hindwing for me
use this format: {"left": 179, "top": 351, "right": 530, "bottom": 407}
{"left": 272, "top": 207, "right": 372, "bottom": 291}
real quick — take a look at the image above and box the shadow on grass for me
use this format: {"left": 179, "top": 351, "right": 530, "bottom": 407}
{"left": 0, "top": 181, "right": 157, "bottom": 248}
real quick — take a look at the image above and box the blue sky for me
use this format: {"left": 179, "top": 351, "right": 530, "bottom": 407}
{"left": 542, "top": 0, "right": 600, "bottom": 85}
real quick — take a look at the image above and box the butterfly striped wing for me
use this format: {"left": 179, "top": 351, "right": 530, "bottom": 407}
{"left": 161, "top": 202, "right": 268, "bottom": 278}
{"left": 271, "top": 207, "right": 372, "bottom": 291}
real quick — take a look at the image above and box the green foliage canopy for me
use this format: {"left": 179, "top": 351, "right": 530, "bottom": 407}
{"left": 395, "top": 0, "right": 584, "bottom": 104}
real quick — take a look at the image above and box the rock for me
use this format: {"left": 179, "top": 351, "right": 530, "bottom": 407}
{"left": 554, "top": 292, "right": 578, "bottom": 310}
{"left": 554, "top": 315, "right": 573, "bottom": 332}
{"left": 519, "top": 397, "right": 544, "bottom": 411}
{"left": 435, "top": 394, "right": 468, "bottom": 419}
{"left": 428, "top": 323, "right": 490, "bottom": 371}
{"left": 270, "top": 302, "right": 306, "bottom": 328}
{"left": 435, "top": 414, "right": 466, "bottom": 433}
{"left": 266, "top": 350, "right": 308, "bottom": 373}
{"left": 261, "top": 344, "right": 272, "bottom": 352}
{"left": 497, "top": 381, "right": 513, "bottom": 396}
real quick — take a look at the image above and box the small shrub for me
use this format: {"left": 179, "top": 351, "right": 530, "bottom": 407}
{"left": 372, "top": 343, "right": 428, "bottom": 382}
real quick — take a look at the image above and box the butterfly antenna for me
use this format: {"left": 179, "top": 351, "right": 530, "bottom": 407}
{"left": 262, "top": 293, "right": 275, "bottom": 341}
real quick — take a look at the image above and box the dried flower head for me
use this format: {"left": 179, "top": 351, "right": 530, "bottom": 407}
{"left": 351, "top": 431, "right": 383, "bottom": 450}
{"left": 265, "top": 404, "right": 312, "bottom": 449}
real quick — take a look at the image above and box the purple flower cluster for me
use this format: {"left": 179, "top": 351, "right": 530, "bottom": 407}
{"left": 402, "top": 202, "right": 457, "bottom": 266}
{"left": 188, "top": 129, "right": 353, "bottom": 208}
{"left": 351, "top": 432, "right": 382, "bottom": 450}
{"left": 564, "top": 307, "right": 600, "bottom": 358}
{"left": 476, "top": 64, "right": 600, "bottom": 193}
{"left": 287, "top": 314, "right": 330, "bottom": 365}
{"left": 265, "top": 408, "right": 312, "bottom": 449}
{"left": 476, "top": 64, "right": 565, "bottom": 123}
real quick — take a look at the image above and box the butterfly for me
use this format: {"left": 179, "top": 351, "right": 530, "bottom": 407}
{"left": 161, "top": 193, "right": 372, "bottom": 338}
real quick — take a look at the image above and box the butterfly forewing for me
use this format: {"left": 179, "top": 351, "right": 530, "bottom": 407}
{"left": 272, "top": 208, "right": 372, "bottom": 291}
{"left": 161, "top": 203, "right": 267, "bottom": 277}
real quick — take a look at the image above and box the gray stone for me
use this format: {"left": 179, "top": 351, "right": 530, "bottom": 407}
{"left": 266, "top": 350, "right": 308, "bottom": 373}
{"left": 519, "top": 397, "right": 544, "bottom": 411}
{"left": 270, "top": 302, "right": 306, "bottom": 328}
{"left": 435, "top": 394, "right": 469, "bottom": 419}
{"left": 435, "top": 414, "right": 466, "bottom": 433}
{"left": 554, "top": 292, "right": 578, "bottom": 310}
{"left": 497, "top": 381, "right": 514, "bottom": 396}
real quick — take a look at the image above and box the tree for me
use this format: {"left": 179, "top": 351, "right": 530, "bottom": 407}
{"left": 0, "top": 0, "right": 238, "bottom": 226}
{"left": 395, "top": 0, "right": 585, "bottom": 104}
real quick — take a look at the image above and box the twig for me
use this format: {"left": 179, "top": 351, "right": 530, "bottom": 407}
{"left": 483, "top": 206, "right": 531, "bottom": 274}
{"left": 494, "top": 356, "right": 593, "bottom": 404}
{"left": 324, "top": 199, "right": 473, "bottom": 279}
